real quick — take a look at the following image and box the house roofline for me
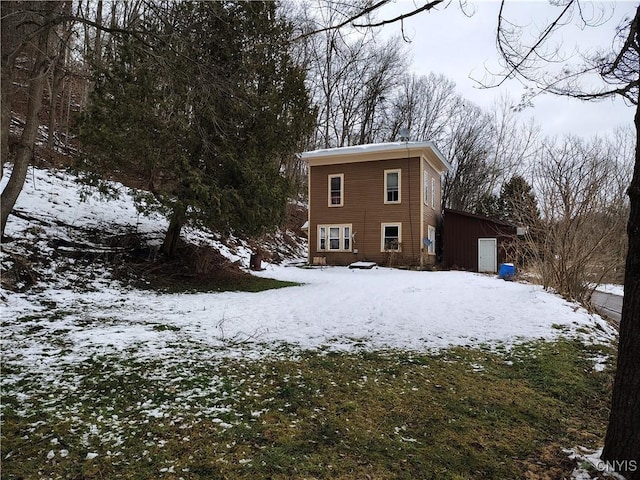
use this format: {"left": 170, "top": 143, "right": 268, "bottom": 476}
{"left": 301, "top": 141, "right": 451, "bottom": 173}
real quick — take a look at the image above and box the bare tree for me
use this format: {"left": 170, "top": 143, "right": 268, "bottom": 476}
{"left": 1, "top": 0, "right": 148, "bottom": 237}
{"left": 486, "top": 94, "right": 540, "bottom": 187}
{"left": 441, "top": 103, "right": 495, "bottom": 211}
{"left": 382, "top": 72, "right": 462, "bottom": 144}
{"left": 526, "top": 135, "right": 627, "bottom": 303}
{"left": 296, "top": 0, "right": 407, "bottom": 148}
{"left": 492, "top": 3, "right": 639, "bottom": 472}
{"left": 1, "top": 2, "right": 69, "bottom": 237}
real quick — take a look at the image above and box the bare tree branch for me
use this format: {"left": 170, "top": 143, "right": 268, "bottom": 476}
{"left": 352, "top": 0, "right": 445, "bottom": 28}
{"left": 290, "top": 0, "right": 391, "bottom": 42}
{"left": 495, "top": 0, "right": 574, "bottom": 88}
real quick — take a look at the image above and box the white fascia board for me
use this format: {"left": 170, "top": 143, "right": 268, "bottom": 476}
{"left": 301, "top": 141, "right": 451, "bottom": 172}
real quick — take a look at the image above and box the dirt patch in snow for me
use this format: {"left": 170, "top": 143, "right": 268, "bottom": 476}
{"left": 111, "top": 237, "right": 254, "bottom": 292}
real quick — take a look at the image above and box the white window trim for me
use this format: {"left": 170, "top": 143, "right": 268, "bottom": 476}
{"left": 384, "top": 169, "right": 401, "bottom": 204}
{"left": 381, "top": 222, "right": 402, "bottom": 252}
{"left": 328, "top": 173, "right": 344, "bottom": 207}
{"left": 427, "top": 225, "right": 436, "bottom": 255}
{"left": 317, "top": 224, "right": 352, "bottom": 252}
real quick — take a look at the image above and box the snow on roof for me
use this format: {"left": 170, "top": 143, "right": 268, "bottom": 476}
{"left": 301, "top": 141, "right": 451, "bottom": 171}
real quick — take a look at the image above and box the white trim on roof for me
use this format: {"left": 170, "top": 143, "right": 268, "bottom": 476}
{"left": 301, "top": 141, "right": 451, "bottom": 172}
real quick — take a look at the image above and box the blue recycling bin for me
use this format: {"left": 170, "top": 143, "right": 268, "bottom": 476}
{"left": 499, "top": 263, "right": 516, "bottom": 281}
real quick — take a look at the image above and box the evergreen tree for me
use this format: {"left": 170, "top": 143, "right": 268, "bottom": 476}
{"left": 474, "top": 192, "right": 501, "bottom": 218}
{"left": 78, "top": 1, "right": 315, "bottom": 256}
{"left": 497, "top": 175, "right": 540, "bottom": 225}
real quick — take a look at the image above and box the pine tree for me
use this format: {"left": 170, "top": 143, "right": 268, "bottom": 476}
{"left": 474, "top": 192, "right": 501, "bottom": 218}
{"left": 78, "top": 1, "right": 315, "bottom": 256}
{"left": 498, "top": 175, "right": 540, "bottom": 225}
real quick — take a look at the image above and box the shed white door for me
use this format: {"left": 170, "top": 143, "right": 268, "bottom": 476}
{"left": 478, "top": 238, "right": 497, "bottom": 273}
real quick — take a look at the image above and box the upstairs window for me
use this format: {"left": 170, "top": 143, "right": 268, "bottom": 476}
{"left": 424, "top": 170, "right": 429, "bottom": 206}
{"left": 328, "top": 174, "right": 344, "bottom": 207}
{"left": 431, "top": 177, "right": 436, "bottom": 208}
{"left": 384, "top": 169, "right": 401, "bottom": 204}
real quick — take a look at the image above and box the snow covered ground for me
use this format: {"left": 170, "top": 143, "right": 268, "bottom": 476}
{"left": 1, "top": 166, "right": 617, "bottom": 369}
{"left": 0, "top": 166, "right": 620, "bottom": 479}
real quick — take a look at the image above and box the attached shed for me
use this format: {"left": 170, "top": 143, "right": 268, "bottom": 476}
{"left": 442, "top": 208, "right": 517, "bottom": 273}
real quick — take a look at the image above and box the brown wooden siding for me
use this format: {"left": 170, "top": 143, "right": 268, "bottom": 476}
{"left": 442, "top": 209, "right": 517, "bottom": 271}
{"left": 309, "top": 157, "right": 425, "bottom": 266}
{"left": 421, "top": 158, "right": 442, "bottom": 265}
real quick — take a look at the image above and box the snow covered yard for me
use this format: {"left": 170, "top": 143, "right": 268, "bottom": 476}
{"left": 0, "top": 166, "right": 620, "bottom": 479}
{"left": 1, "top": 166, "right": 616, "bottom": 365}
{"left": 2, "top": 263, "right": 617, "bottom": 367}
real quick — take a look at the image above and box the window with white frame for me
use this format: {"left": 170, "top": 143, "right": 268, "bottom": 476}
{"left": 329, "top": 226, "right": 340, "bottom": 250}
{"left": 319, "top": 226, "right": 326, "bottom": 250}
{"left": 317, "top": 224, "right": 352, "bottom": 252}
{"left": 431, "top": 177, "right": 436, "bottom": 208}
{"left": 381, "top": 223, "right": 401, "bottom": 251}
{"left": 343, "top": 226, "right": 350, "bottom": 250}
{"left": 427, "top": 225, "right": 436, "bottom": 255}
{"left": 328, "top": 174, "right": 344, "bottom": 207}
{"left": 384, "top": 169, "right": 401, "bottom": 204}
{"left": 423, "top": 170, "right": 429, "bottom": 205}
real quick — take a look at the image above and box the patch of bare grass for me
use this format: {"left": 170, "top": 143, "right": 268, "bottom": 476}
{"left": 1, "top": 340, "right": 614, "bottom": 479}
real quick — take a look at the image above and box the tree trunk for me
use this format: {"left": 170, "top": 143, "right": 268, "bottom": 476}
{"left": 47, "top": 62, "right": 63, "bottom": 155}
{"left": 1, "top": 54, "right": 13, "bottom": 177}
{"left": 601, "top": 88, "right": 640, "bottom": 478}
{"left": 161, "top": 204, "right": 185, "bottom": 258}
{"left": 1, "top": 1, "right": 21, "bottom": 177}
{"left": 0, "top": 31, "right": 50, "bottom": 238}
{"left": 46, "top": 2, "right": 73, "bottom": 156}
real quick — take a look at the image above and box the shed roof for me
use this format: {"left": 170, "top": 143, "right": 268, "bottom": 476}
{"left": 443, "top": 208, "right": 517, "bottom": 228}
{"left": 301, "top": 141, "right": 451, "bottom": 173}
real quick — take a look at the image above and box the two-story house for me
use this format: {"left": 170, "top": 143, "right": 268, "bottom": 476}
{"left": 301, "top": 141, "right": 451, "bottom": 267}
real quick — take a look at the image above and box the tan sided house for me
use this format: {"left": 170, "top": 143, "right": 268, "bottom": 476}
{"left": 301, "top": 142, "right": 451, "bottom": 267}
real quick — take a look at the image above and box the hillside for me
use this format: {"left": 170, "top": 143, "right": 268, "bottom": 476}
{"left": 1, "top": 161, "right": 308, "bottom": 294}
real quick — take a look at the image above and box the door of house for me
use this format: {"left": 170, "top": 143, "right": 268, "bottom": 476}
{"left": 478, "top": 238, "right": 497, "bottom": 273}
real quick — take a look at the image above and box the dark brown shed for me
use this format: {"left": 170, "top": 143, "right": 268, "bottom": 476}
{"left": 442, "top": 208, "right": 517, "bottom": 273}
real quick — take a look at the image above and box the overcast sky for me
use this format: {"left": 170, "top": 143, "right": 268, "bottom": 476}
{"left": 375, "top": 0, "right": 636, "bottom": 138}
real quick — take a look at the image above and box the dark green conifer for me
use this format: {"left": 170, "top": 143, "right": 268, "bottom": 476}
{"left": 79, "top": 1, "right": 314, "bottom": 256}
